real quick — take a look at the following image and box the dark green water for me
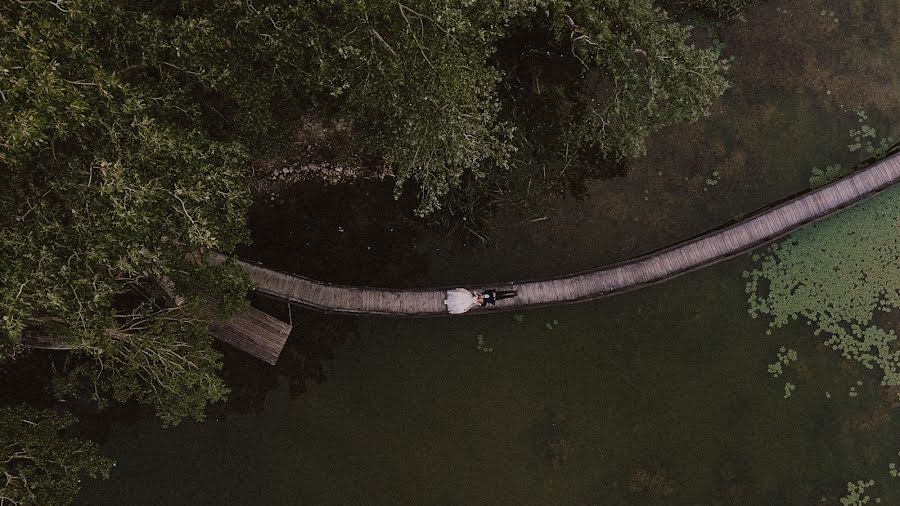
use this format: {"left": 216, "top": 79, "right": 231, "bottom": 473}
{"left": 79, "top": 1, "right": 900, "bottom": 504}
{"left": 79, "top": 258, "right": 900, "bottom": 505}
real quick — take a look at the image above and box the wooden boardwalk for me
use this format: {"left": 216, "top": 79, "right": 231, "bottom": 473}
{"left": 230, "top": 151, "right": 900, "bottom": 316}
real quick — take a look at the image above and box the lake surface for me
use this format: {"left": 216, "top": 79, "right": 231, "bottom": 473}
{"left": 79, "top": 256, "right": 900, "bottom": 505}
{"left": 79, "top": 1, "right": 900, "bottom": 504}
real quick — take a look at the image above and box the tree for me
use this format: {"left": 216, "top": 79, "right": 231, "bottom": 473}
{"left": 1, "top": 1, "right": 250, "bottom": 425}
{"left": 291, "top": 0, "right": 730, "bottom": 215}
{"left": 449, "top": 0, "right": 731, "bottom": 223}
{"left": 4, "top": 0, "right": 730, "bottom": 219}
{"left": 679, "top": 0, "right": 754, "bottom": 19}
{"left": 0, "top": 405, "right": 113, "bottom": 505}
{"left": 1, "top": 0, "right": 733, "bottom": 425}
{"left": 555, "top": 0, "right": 730, "bottom": 160}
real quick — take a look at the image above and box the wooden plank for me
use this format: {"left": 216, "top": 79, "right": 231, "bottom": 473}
{"left": 210, "top": 306, "right": 291, "bottom": 365}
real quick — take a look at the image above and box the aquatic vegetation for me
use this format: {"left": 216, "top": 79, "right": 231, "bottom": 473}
{"left": 542, "top": 411, "right": 575, "bottom": 470}
{"left": 629, "top": 467, "right": 676, "bottom": 497}
{"left": 811, "top": 110, "right": 895, "bottom": 188}
{"left": 745, "top": 186, "right": 900, "bottom": 387}
{"left": 545, "top": 319, "right": 560, "bottom": 330}
{"left": 546, "top": 437, "right": 575, "bottom": 470}
{"left": 749, "top": 186, "right": 900, "bottom": 497}
{"left": 513, "top": 313, "right": 525, "bottom": 323}
{"left": 703, "top": 171, "right": 721, "bottom": 191}
{"left": 819, "top": 9, "right": 839, "bottom": 24}
{"left": 767, "top": 346, "right": 798, "bottom": 378}
{"left": 475, "top": 334, "right": 494, "bottom": 353}
{"left": 843, "top": 385, "right": 900, "bottom": 433}
{"left": 848, "top": 127, "right": 877, "bottom": 153}
{"left": 724, "top": 1, "right": 900, "bottom": 122}
{"left": 810, "top": 163, "right": 849, "bottom": 188}
{"left": 783, "top": 382, "right": 796, "bottom": 399}
{"left": 847, "top": 110, "right": 894, "bottom": 157}
{"left": 839, "top": 479, "right": 877, "bottom": 505}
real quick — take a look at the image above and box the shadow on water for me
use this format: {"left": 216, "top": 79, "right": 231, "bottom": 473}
{"left": 216, "top": 294, "right": 360, "bottom": 417}
{"left": 238, "top": 180, "right": 432, "bottom": 288}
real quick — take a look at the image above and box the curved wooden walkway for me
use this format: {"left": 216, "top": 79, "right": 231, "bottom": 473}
{"left": 231, "top": 151, "right": 900, "bottom": 316}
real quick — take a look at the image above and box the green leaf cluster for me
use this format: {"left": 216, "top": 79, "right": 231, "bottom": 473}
{"left": 674, "top": 0, "right": 753, "bottom": 19}
{"left": 3, "top": 0, "right": 732, "bottom": 219}
{"left": 767, "top": 346, "right": 797, "bottom": 378}
{"left": 840, "top": 479, "right": 877, "bottom": 505}
{"left": 0, "top": 405, "right": 113, "bottom": 505}
{"left": 451, "top": 0, "right": 730, "bottom": 220}
{"left": 558, "top": 0, "right": 730, "bottom": 161}
{"left": 746, "top": 186, "right": 900, "bottom": 386}
{"left": 0, "top": 0, "right": 735, "bottom": 428}
{"left": 1, "top": 1, "right": 251, "bottom": 425}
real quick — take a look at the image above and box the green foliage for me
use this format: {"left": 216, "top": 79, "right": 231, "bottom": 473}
{"left": 745, "top": 186, "right": 900, "bottom": 386}
{"left": 677, "top": 0, "right": 753, "bottom": 19}
{"left": 840, "top": 479, "right": 877, "bottom": 505}
{"left": 0, "top": 1, "right": 251, "bottom": 424}
{"left": 296, "top": 0, "right": 528, "bottom": 216}
{"left": 1, "top": 0, "right": 734, "bottom": 423}
{"left": 0, "top": 405, "right": 113, "bottom": 505}
{"left": 557, "top": 0, "right": 730, "bottom": 160}
{"left": 475, "top": 334, "right": 494, "bottom": 353}
{"left": 3, "top": 0, "right": 731, "bottom": 220}
{"left": 782, "top": 381, "right": 795, "bottom": 399}
{"left": 810, "top": 111, "right": 895, "bottom": 188}
{"left": 49, "top": 301, "right": 234, "bottom": 427}
{"left": 767, "top": 346, "right": 797, "bottom": 378}
{"left": 451, "top": 0, "right": 732, "bottom": 221}
{"left": 810, "top": 163, "right": 849, "bottom": 188}
{"left": 55, "top": 0, "right": 319, "bottom": 149}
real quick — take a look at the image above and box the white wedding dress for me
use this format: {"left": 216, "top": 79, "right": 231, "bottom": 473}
{"left": 444, "top": 288, "right": 477, "bottom": 314}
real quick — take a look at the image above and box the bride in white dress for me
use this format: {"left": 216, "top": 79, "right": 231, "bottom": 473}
{"left": 444, "top": 288, "right": 482, "bottom": 314}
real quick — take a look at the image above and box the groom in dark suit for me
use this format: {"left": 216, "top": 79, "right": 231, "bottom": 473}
{"left": 480, "top": 289, "right": 518, "bottom": 306}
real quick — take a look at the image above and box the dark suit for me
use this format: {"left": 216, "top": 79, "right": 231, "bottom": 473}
{"left": 481, "top": 289, "right": 517, "bottom": 306}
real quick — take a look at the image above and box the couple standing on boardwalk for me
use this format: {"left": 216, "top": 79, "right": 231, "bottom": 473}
{"left": 444, "top": 288, "right": 518, "bottom": 314}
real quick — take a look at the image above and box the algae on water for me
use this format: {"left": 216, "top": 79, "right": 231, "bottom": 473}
{"left": 745, "top": 186, "right": 900, "bottom": 386}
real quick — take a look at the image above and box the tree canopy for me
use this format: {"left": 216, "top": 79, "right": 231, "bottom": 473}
{"left": 1, "top": 0, "right": 250, "bottom": 425}
{"left": 1, "top": 0, "right": 733, "bottom": 483}
{"left": 2, "top": 0, "right": 729, "bottom": 215}
{"left": 0, "top": 405, "right": 113, "bottom": 505}
{"left": 1, "top": 0, "right": 732, "bottom": 422}
{"left": 0, "top": 1, "right": 742, "bottom": 502}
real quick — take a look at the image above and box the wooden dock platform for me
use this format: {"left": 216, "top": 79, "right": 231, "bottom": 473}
{"left": 227, "top": 151, "right": 900, "bottom": 316}
{"left": 20, "top": 307, "right": 292, "bottom": 365}
{"left": 210, "top": 306, "right": 292, "bottom": 364}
